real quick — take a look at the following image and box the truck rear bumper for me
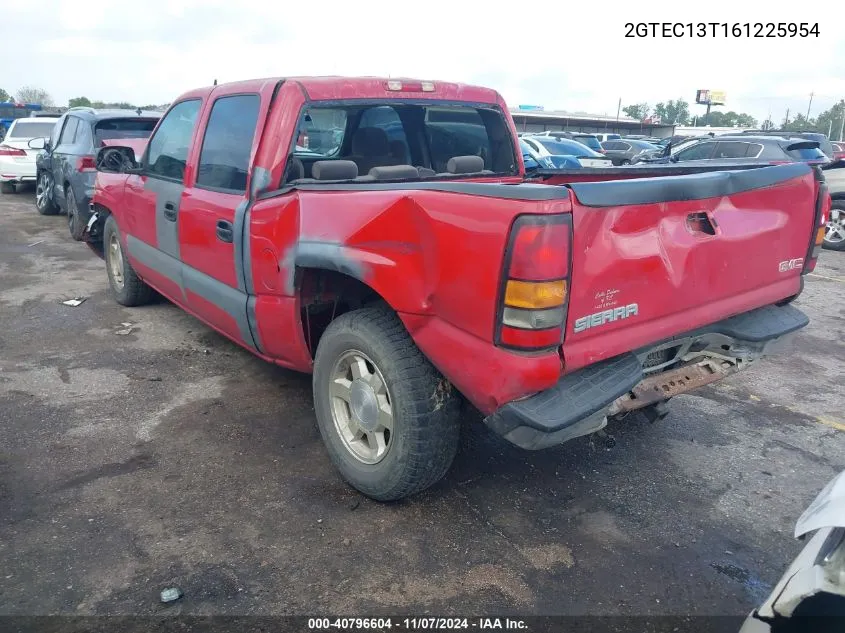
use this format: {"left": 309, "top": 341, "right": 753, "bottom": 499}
{"left": 484, "top": 303, "right": 809, "bottom": 450}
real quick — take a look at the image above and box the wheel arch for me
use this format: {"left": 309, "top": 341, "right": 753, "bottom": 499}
{"left": 296, "top": 267, "right": 391, "bottom": 358}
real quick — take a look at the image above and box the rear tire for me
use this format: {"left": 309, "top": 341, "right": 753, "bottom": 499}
{"left": 313, "top": 305, "right": 460, "bottom": 501}
{"left": 620, "top": 159, "right": 631, "bottom": 165}
{"left": 67, "top": 187, "right": 86, "bottom": 241}
{"left": 36, "top": 172, "right": 59, "bottom": 215}
{"left": 822, "top": 201, "right": 845, "bottom": 251}
{"left": 0, "top": 182, "right": 15, "bottom": 194}
{"left": 103, "top": 215, "right": 153, "bottom": 306}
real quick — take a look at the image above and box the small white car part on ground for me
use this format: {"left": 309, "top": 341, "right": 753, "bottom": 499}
{"left": 740, "top": 470, "right": 845, "bottom": 631}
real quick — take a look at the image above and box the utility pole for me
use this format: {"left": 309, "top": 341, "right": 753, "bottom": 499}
{"left": 838, "top": 101, "right": 845, "bottom": 141}
{"left": 784, "top": 108, "right": 790, "bottom": 127}
{"left": 806, "top": 91, "right": 814, "bottom": 121}
{"left": 615, "top": 97, "right": 621, "bottom": 133}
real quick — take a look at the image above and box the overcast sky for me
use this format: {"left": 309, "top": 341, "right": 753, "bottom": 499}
{"left": 3, "top": 0, "right": 843, "bottom": 125}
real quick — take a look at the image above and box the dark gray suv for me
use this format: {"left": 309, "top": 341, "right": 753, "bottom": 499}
{"left": 32, "top": 107, "right": 161, "bottom": 240}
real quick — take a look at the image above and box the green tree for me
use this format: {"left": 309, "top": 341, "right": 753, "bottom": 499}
{"left": 653, "top": 98, "right": 690, "bottom": 125}
{"left": 69, "top": 96, "right": 92, "bottom": 108}
{"left": 783, "top": 113, "right": 810, "bottom": 131}
{"left": 814, "top": 100, "right": 845, "bottom": 140}
{"left": 622, "top": 103, "right": 650, "bottom": 120}
{"left": 0, "top": 88, "right": 10, "bottom": 102}
{"left": 694, "top": 109, "right": 757, "bottom": 128}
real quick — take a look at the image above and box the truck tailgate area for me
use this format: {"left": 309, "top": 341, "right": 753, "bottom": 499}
{"left": 561, "top": 163, "right": 817, "bottom": 371}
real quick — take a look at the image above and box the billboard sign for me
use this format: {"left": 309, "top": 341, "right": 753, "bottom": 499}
{"left": 517, "top": 104, "right": 545, "bottom": 111}
{"left": 696, "top": 90, "right": 726, "bottom": 106}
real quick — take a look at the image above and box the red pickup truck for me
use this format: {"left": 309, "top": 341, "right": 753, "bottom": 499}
{"left": 89, "top": 76, "right": 828, "bottom": 501}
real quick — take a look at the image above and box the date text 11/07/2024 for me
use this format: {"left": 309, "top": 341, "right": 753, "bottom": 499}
{"left": 307, "top": 618, "right": 528, "bottom": 630}
{"left": 625, "top": 22, "right": 820, "bottom": 38}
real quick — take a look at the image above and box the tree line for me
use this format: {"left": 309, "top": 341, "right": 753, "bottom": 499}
{"left": 622, "top": 98, "right": 757, "bottom": 128}
{"left": 622, "top": 97, "right": 845, "bottom": 139}
{"left": 0, "top": 86, "right": 166, "bottom": 111}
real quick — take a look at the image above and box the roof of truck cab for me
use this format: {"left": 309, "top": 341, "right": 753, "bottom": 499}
{"left": 177, "top": 76, "right": 503, "bottom": 105}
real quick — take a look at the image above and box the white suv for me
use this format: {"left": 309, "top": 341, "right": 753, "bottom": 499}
{"left": 0, "top": 117, "right": 60, "bottom": 193}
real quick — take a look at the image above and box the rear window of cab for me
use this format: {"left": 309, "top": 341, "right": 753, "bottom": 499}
{"left": 290, "top": 102, "right": 517, "bottom": 181}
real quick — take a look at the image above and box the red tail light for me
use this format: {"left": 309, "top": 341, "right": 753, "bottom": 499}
{"left": 0, "top": 145, "right": 26, "bottom": 157}
{"left": 496, "top": 214, "right": 572, "bottom": 351}
{"left": 77, "top": 155, "right": 96, "bottom": 172}
{"left": 803, "top": 176, "right": 829, "bottom": 274}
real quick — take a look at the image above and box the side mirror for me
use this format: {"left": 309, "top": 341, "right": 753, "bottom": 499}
{"left": 95, "top": 146, "right": 140, "bottom": 173}
{"left": 669, "top": 153, "right": 680, "bottom": 163}
{"left": 28, "top": 137, "right": 46, "bottom": 150}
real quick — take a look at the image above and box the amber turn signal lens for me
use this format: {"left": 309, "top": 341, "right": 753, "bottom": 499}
{"left": 504, "top": 280, "right": 566, "bottom": 309}
{"left": 815, "top": 226, "right": 825, "bottom": 246}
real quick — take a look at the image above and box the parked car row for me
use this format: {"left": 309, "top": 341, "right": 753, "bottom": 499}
{"left": 1, "top": 107, "right": 162, "bottom": 242}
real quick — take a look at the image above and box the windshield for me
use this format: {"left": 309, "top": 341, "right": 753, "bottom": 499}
{"left": 95, "top": 118, "right": 159, "bottom": 144}
{"left": 572, "top": 135, "right": 602, "bottom": 151}
{"left": 7, "top": 120, "right": 56, "bottom": 138}
{"left": 533, "top": 137, "right": 602, "bottom": 157}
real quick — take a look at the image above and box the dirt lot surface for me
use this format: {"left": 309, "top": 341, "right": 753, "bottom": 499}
{"left": 1, "top": 188, "right": 844, "bottom": 617}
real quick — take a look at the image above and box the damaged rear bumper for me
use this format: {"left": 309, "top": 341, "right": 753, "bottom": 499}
{"left": 484, "top": 303, "right": 809, "bottom": 450}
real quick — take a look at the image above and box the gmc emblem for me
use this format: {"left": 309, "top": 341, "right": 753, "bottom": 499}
{"left": 779, "top": 258, "right": 804, "bottom": 272}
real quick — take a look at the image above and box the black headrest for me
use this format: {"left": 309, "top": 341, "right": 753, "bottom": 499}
{"left": 312, "top": 160, "right": 358, "bottom": 181}
{"left": 351, "top": 127, "right": 390, "bottom": 155}
{"left": 368, "top": 165, "right": 419, "bottom": 180}
{"left": 447, "top": 155, "right": 485, "bottom": 174}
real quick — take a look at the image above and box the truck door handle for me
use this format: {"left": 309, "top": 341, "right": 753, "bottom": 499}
{"left": 163, "top": 202, "right": 177, "bottom": 222}
{"left": 216, "top": 220, "right": 234, "bottom": 243}
{"left": 686, "top": 212, "right": 716, "bottom": 235}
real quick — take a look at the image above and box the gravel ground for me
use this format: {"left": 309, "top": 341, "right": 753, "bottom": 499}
{"left": 1, "top": 187, "right": 843, "bottom": 618}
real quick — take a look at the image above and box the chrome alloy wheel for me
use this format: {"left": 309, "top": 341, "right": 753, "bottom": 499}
{"left": 825, "top": 207, "right": 845, "bottom": 245}
{"left": 36, "top": 173, "right": 52, "bottom": 210}
{"left": 108, "top": 232, "right": 125, "bottom": 289}
{"left": 329, "top": 350, "right": 394, "bottom": 464}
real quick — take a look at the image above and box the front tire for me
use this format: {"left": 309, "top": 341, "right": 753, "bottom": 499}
{"left": 313, "top": 306, "right": 460, "bottom": 501}
{"left": 823, "top": 201, "right": 845, "bottom": 251}
{"left": 0, "top": 181, "right": 15, "bottom": 194}
{"left": 103, "top": 215, "right": 153, "bottom": 306}
{"left": 35, "top": 172, "right": 59, "bottom": 215}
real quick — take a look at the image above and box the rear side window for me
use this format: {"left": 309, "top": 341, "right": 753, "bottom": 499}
{"left": 7, "top": 120, "right": 56, "bottom": 138}
{"left": 95, "top": 118, "right": 159, "bottom": 145}
{"left": 603, "top": 141, "right": 622, "bottom": 150}
{"left": 677, "top": 142, "right": 715, "bottom": 160}
{"left": 197, "top": 94, "right": 260, "bottom": 193}
{"left": 713, "top": 142, "right": 753, "bottom": 159}
{"left": 59, "top": 117, "right": 79, "bottom": 144}
{"left": 145, "top": 99, "right": 201, "bottom": 181}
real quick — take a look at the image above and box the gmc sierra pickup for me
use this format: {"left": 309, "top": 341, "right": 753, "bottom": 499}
{"left": 88, "top": 76, "right": 828, "bottom": 501}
